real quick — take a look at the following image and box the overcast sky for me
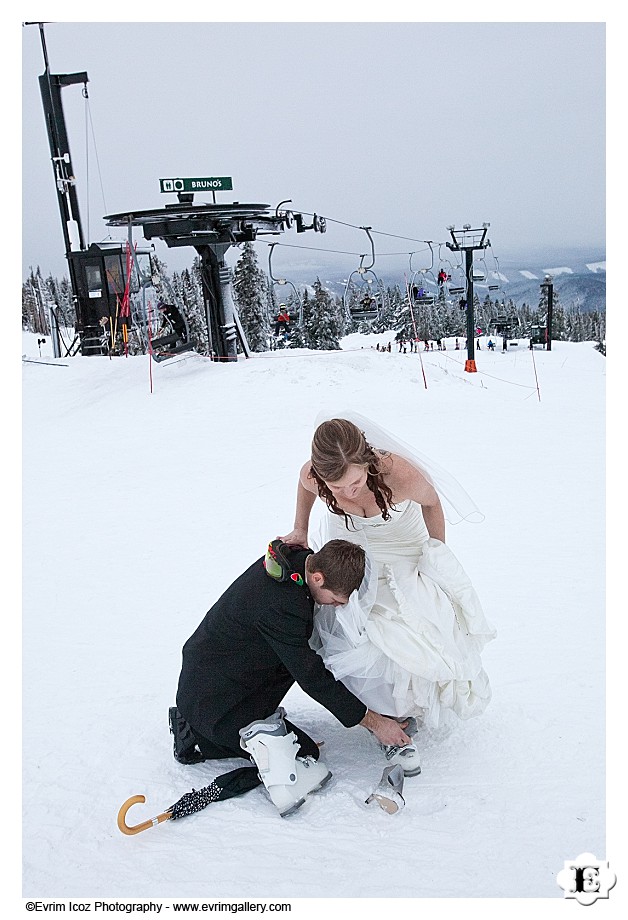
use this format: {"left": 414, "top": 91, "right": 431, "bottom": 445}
{"left": 21, "top": 18, "right": 606, "bottom": 280}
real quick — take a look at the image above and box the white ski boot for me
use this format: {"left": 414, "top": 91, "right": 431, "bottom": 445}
{"left": 366, "top": 764, "right": 405, "bottom": 814}
{"left": 380, "top": 716, "right": 422, "bottom": 776}
{"left": 239, "top": 708, "right": 332, "bottom": 817}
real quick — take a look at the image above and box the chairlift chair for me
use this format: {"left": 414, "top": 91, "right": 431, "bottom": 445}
{"left": 487, "top": 249, "right": 502, "bottom": 291}
{"left": 268, "top": 242, "right": 303, "bottom": 328}
{"left": 437, "top": 245, "right": 465, "bottom": 296}
{"left": 529, "top": 323, "right": 548, "bottom": 348}
{"left": 436, "top": 244, "right": 459, "bottom": 294}
{"left": 408, "top": 245, "right": 437, "bottom": 306}
{"left": 150, "top": 302, "right": 195, "bottom": 362}
{"left": 344, "top": 269, "right": 382, "bottom": 320}
{"left": 344, "top": 227, "right": 385, "bottom": 321}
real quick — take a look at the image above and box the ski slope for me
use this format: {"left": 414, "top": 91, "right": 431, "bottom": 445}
{"left": 20, "top": 330, "right": 615, "bottom": 911}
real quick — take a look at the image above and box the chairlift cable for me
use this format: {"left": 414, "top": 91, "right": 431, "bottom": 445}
{"left": 84, "top": 89, "right": 90, "bottom": 241}
{"left": 84, "top": 92, "right": 109, "bottom": 218}
{"left": 267, "top": 240, "right": 431, "bottom": 259}
{"left": 288, "top": 208, "right": 438, "bottom": 247}
{"left": 266, "top": 241, "right": 364, "bottom": 257}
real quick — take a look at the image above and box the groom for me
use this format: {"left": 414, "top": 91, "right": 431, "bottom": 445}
{"left": 170, "top": 538, "right": 412, "bottom": 816}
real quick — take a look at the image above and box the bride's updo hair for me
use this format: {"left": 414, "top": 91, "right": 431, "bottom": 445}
{"left": 310, "top": 418, "right": 395, "bottom": 526}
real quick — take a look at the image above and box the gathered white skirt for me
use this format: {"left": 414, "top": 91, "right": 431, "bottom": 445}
{"left": 310, "top": 500, "right": 496, "bottom": 727}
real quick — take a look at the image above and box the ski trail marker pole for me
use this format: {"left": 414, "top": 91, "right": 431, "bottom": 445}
{"left": 530, "top": 344, "right": 541, "bottom": 402}
{"left": 404, "top": 273, "right": 427, "bottom": 390}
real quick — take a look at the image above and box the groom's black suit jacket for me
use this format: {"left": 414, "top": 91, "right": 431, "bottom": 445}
{"left": 176, "top": 546, "right": 366, "bottom": 754}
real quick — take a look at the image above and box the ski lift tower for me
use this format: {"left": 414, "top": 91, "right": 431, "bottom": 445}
{"left": 28, "top": 21, "right": 157, "bottom": 356}
{"left": 28, "top": 22, "right": 325, "bottom": 360}
{"left": 446, "top": 224, "right": 491, "bottom": 372}
{"left": 540, "top": 274, "right": 554, "bottom": 351}
{"left": 105, "top": 188, "right": 325, "bottom": 362}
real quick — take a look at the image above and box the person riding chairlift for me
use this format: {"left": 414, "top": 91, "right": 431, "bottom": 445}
{"left": 274, "top": 305, "right": 290, "bottom": 337}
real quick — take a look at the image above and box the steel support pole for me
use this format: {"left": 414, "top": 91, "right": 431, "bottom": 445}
{"left": 218, "top": 264, "right": 238, "bottom": 362}
{"left": 198, "top": 246, "right": 238, "bottom": 362}
{"left": 546, "top": 281, "right": 553, "bottom": 351}
{"left": 47, "top": 303, "right": 62, "bottom": 358}
{"left": 465, "top": 249, "right": 476, "bottom": 371}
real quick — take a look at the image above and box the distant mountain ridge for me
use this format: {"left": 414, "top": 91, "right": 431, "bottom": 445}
{"left": 278, "top": 248, "right": 606, "bottom": 313}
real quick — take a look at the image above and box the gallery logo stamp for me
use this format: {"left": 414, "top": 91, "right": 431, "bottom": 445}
{"left": 557, "top": 853, "right": 616, "bottom": 905}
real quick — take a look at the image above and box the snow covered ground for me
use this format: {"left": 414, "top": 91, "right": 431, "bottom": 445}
{"left": 19, "top": 330, "right": 620, "bottom": 911}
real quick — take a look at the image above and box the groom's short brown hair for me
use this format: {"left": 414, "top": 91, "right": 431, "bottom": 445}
{"left": 306, "top": 540, "right": 365, "bottom": 596}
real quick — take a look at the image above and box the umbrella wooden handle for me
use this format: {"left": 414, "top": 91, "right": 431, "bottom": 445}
{"left": 117, "top": 794, "right": 172, "bottom": 835}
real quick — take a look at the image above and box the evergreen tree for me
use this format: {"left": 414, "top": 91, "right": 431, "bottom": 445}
{"left": 303, "top": 279, "right": 342, "bottom": 350}
{"left": 22, "top": 271, "right": 39, "bottom": 331}
{"left": 538, "top": 283, "right": 566, "bottom": 341}
{"left": 475, "top": 294, "right": 493, "bottom": 336}
{"left": 518, "top": 301, "right": 533, "bottom": 335}
{"left": 568, "top": 308, "right": 586, "bottom": 342}
{"left": 23, "top": 267, "right": 49, "bottom": 334}
{"left": 57, "top": 276, "right": 76, "bottom": 329}
{"left": 413, "top": 294, "right": 438, "bottom": 341}
{"left": 267, "top": 281, "right": 279, "bottom": 332}
{"left": 149, "top": 254, "right": 170, "bottom": 304}
{"left": 232, "top": 242, "right": 271, "bottom": 352}
{"left": 430, "top": 293, "right": 448, "bottom": 340}
{"left": 334, "top": 293, "right": 349, "bottom": 340}
{"left": 593, "top": 309, "right": 606, "bottom": 355}
{"left": 387, "top": 285, "right": 411, "bottom": 338}
{"left": 288, "top": 290, "right": 311, "bottom": 348}
{"left": 445, "top": 292, "right": 466, "bottom": 339}
{"left": 186, "top": 260, "right": 211, "bottom": 356}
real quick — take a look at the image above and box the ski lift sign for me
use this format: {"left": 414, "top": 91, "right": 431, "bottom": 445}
{"left": 159, "top": 177, "right": 233, "bottom": 193}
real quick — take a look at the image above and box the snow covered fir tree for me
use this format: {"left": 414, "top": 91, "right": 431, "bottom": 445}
{"left": 232, "top": 242, "right": 272, "bottom": 352}
{"left": 23, "top": 266, "right": 75, "bottom": 338}
{"left": 302, "top": 279, "right": 345, "bottom": 350}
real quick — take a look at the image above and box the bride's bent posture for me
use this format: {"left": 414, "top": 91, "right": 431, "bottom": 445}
{"left": 281, "top": 415, "right": 496, "bottom": 761}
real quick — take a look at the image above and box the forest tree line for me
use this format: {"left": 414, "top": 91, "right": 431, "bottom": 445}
{"left": 23, "top": 242, "right": 606, "bottom": 356}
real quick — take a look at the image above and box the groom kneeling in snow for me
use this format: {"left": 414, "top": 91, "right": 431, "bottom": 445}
{"left": 170, "top": 539, "right": 411, "bottom": 816}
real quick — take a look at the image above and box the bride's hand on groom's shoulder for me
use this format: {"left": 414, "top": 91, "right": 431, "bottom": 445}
{"left": 278, "top": 528, "right": 308, "bottom": 548}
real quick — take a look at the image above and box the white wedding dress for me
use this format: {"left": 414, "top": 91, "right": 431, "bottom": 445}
{"left": 310, "top": 499, "right": 496, "bottom": 727}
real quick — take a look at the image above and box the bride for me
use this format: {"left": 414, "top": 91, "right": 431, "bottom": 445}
{"left": 280, "top": 411, "right": 496, "bottom": 730}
